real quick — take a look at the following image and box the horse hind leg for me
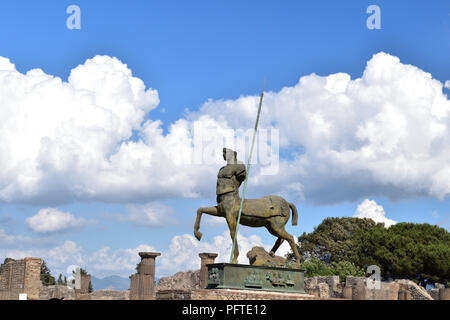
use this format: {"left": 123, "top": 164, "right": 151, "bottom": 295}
{"left": 194, "top": 206, "right": 219, "bottom": 241}
{"left": 269, "top": 237, "right": 284, "bottom": 257}
{"left": 267, "top": 223, "right": 301, "bottom": 264}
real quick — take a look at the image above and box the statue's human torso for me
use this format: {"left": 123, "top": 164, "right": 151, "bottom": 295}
{"left": 216, "top": 163, "right": 246, "bottom": 195}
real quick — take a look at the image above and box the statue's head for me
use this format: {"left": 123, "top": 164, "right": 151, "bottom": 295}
{"left": 223, "top": 148, "right": 237, "bottom": 163}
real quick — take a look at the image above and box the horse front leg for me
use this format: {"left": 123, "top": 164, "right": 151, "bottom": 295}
{"left": 194, "top": 206, "right": 219, "bottom": 241}
{"left": 225, "top": 215, "right": 239, "bottom": 264}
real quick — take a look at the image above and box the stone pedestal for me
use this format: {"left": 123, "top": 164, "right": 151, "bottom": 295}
{"left": 199, "top": 253, "right": 218, "bottom": 289}
{"left": 206, "top": 263, "right": 306, "bottom": 294}
{"left": 130, "top": 252, "right": 161, "bottom": 300}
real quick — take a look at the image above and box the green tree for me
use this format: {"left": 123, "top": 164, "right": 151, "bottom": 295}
{"left": 40, "top": 260, "right": 56, "bottom": 286}
{"left": 300, "top": 259, "right": 364, "bottom": 282}
{"left": 293, "top": 217, "right": 379, "bottom": 263}
{"left": 354, "top": 222, "right": 450, "bottom": 286}
{"left": 63, "top": 276, "right": 67, "bottom": 285}
{"left": 57, "top": 273, "right": 63, "bottom": 285}
{"left": 329, "top": 260, "right": 365, "bottom": 282}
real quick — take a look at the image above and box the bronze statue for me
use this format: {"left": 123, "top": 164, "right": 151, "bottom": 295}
{"left": 194, "top": 148, "right": 301, "bottom": 265}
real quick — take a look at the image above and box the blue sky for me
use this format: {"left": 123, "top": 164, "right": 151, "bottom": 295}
{"left": 0, "top": 0, "right": 449, "bottom": 278}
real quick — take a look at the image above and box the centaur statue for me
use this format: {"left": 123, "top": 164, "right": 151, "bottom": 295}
{"left": 194, "top": 148, "right": 301, "bottom": 265}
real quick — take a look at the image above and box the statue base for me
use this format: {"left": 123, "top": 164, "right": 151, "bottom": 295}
{"left": 206, "top": 263, "right": 306, "bottom": 294}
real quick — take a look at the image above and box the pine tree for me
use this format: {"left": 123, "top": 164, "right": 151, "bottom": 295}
{"left": 57, "top": 273, "right": 63, "bottom": 285}
{"left": 40, "top": 260, "right": 56, "bottom": 286}
{"left": 63, "top": 276, "right": 67, "bottom": 285}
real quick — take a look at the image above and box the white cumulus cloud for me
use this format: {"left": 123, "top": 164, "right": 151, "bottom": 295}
{"left": 26, "top": 208, "right": 93, "bottom": 233}
{"left": 104, "top": 202, "right": 176, "bottom": 227}
{"left": 354, "top": 199, "right": 397, "bottom": 227}
{"left": 0, "top": 52, "right": 449, "bottom": 206}
{"left": 195, "top": 52, "right": 450, "bottom": 204}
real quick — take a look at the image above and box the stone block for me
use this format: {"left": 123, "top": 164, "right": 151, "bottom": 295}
{"left": 317, "top": 282, "right": 330, "bottom": 299}
{"left": 247, "top": 246, "right": 286, "bottom": 267}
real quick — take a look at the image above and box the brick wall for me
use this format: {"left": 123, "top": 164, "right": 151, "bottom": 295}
{"left": 0, "top": 257, "right": 42, "bottom": 300}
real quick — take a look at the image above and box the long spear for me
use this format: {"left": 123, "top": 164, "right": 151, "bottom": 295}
{"left": 229, "top": 78, "right": 266, "bottom": 263}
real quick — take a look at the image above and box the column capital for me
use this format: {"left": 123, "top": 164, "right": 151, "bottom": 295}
{"left": 139, "top": 252, "right": 161, "bottom": 260}
{"left": 199, "top": 253, "right": 218, "bottom": 259}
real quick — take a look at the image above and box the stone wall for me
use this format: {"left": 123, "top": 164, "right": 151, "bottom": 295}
{"left": 90, "top": 289, "right": 129, "bottom": 300}
{"left": 39, "top": 285, "right": 77, "bottom": 300}
{"left": 0, "top": 257, "right": 42, "bottom": 300}
{"left": 156, "top": 270, "right": 201, "bottom": 291}
{"left": 305, "top": 276, "right": 343, "bottom": 298}
{"left": 39, "top": 285, "right": 129, "bottom": 300}
{"left": 396, "top": 279, "right": 433, "bottom": 300}
{"left": 157, "top": 288, "right": 315, "bottom": 300}
{"left": 304, "top": 276, "right": 441, "bottom": 300}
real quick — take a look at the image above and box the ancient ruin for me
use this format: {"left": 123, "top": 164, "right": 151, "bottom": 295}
{"left": 0, "top": 258, "right": 41, "bottom": 300}
{"left": 129, "top": 252, "right": 160, "bottom": 300}
{"left": 0, "top": 253, "right": 448, "bottom": 300}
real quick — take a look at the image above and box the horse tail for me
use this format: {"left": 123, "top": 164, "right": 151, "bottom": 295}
{"left": 289, "top": 202, "right": 298, "bottom": 226}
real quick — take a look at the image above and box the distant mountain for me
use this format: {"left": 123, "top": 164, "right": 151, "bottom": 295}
{"left": 91, "top": 275, "right": 130, "bottom": 291}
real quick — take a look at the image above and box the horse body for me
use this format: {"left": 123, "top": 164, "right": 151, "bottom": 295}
{"left": 194, "top": 192, "right": 301, "bottom": 264}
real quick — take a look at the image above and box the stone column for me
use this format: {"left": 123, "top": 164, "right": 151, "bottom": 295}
{"left": 80, "top": 274, "right": 91, "bottom": 294}
{"left": 23, "top": 258, "right": 41, "bottom": 300}
{"left": 199, "top": 253, "right": 218, "bottom": 289}
{"left": 439, "top": 288, "right": 450, "bottom": 300}
{"left": 137, "top": 252, "right": 160, "bottom": 300}
{"left": 343, "top": 287, "right": 353, "bottom": 299}
{"left": 139, "top": 252, "right": 160, "bottom": 276}
{"left": 129, "top": 274, "right": 139, "bottom": 300}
